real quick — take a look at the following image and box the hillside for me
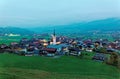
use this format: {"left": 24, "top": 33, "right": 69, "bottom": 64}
{"left": 0, "top": 27, "right": 34, "bottom": 35}
{"left": 1, "top": 18, "right": 119, "bottom": 35}
{"left": 28, "top": 18, "right": 120, "bottom": 34}
{"left": 0, "top": 54, "right": 120, "bottom": 79}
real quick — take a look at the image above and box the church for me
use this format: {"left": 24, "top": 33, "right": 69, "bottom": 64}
{"left": 50, "top": 29, "right": 60, "bottom": 45}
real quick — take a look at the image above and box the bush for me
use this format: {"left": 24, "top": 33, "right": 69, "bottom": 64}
{"left": 106, "top": 52, "right": 119, "bottom": 68}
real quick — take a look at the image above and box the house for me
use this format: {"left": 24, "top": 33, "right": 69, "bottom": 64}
{"left": 20, "top": 38, "right": 30, "bottom": 46}
{"left": 68, "top": 47, "right": 81, "bottom": 56}
{"left": 25, "top": 46, "right": 35, "bottom": 56}
{"left": 10, "top": 42, "right": 19, "bottom": 49}
{"left": 108, "top": 43, "right": 117, "bottom": 49}
{"left": 18, "top": 48, "right": 27, "bottom": 55}
{"left": 85, "top": 45, "right": 94, "bottom": 52}
{"left": 33, "top": 47, "right": 39, "bottom": 56}
{"left": 92, "top": 53, "right": 107, "bottom": 61}
{"left": 0, "top": 44, "right": 12, "bottom": 53}
{"left": 0, "top": 44, "right": 8, "bottom": 49}
{"left": 42, "top": 48, "right": 57, "bottom": 57}
{"left": 107, "top": 48, "right": 115, "bottom": 53}
{"left": 94, "top": 41, "right": 101, "bottom": 48}
{"left": 47, "top": 44, "right": 69, "bottom": 55}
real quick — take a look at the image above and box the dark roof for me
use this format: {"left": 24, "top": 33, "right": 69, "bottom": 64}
{"left": 94, "top": 41, "right": 100, "bottom": 44}
{"left": 92, "top": 53, "right": 107, "bottom": 61}
{"left": 107, "top": 48, "right": 115, "bottom": 52}
{"left": 69, "top": 48, "right": 80, "bottom": 52}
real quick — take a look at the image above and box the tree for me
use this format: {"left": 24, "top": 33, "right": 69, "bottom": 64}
{"left": 94, "top": 47, "right": 107, "bottom": 53}
{"left": 107, "top": 52, "right": 119, "bottom": 67}
{"left": 99, "top": 47, "right": 107, "bottom": 53}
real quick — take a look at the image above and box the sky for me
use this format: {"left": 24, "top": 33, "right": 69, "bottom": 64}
{"left": 0, "top": 0, "right": 120, "bottom": 27}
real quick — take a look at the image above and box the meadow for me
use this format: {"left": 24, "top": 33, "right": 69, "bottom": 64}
{"left": 0, "top": 53, "right": 120, "bottom": 79}
{"left": 0, "top": 36, "right": 31, "bottom": 45}
{"left": 0, "top": 35, "right": 50, "bottom": 45}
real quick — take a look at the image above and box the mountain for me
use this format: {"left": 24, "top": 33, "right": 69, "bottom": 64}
{"left": 1, "top": 18, "right": 119, "bottom": 36}
{"left": 28, "top": 18, "right": 120, "bottom": 34}
{"left": 0, "top": 27, "right": 34, "bottom": 35}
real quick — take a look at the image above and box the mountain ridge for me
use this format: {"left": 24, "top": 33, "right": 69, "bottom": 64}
{"left": 27, "top": 18, "right": 120, "bottom": 33}
{"left": 0, "top": 18, "right": 120, "bottom": 35}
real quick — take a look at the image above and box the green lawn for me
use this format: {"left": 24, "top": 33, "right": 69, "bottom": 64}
{"left": 0, "top": 54, "right": 120, "bottom": 79}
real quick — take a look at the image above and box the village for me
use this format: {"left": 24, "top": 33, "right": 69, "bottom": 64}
{"left": 0, "top": 29, "right": 120, "bottom": 67}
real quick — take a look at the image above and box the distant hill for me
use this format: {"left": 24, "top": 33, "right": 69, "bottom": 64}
{"left": 1, "top": 18, "right": 119, "bottom": 36}
{"left": 28, "top": 18, "right": 120, "bottom": 34}
{"left": 0, "top": 27, "right": 34, "bottom": 35}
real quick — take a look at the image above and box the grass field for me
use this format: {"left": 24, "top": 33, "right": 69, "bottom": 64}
{"left": 0, "top": 53, "right": 120, "bottom": 79}
{"left": 0, "top": 36, "right": 50, "bottom": 45}
{"left": 0, "top": 36, "right": 32, "bottom": 45}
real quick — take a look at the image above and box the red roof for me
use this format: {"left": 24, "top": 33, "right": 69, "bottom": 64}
{"left": 109, "top": 43, "right": 117, "bottom": 48}
{"left": 43, "top": 48, "right": 57, "bottom": 52}
{"left": 115, "top": 47, "right": 120, "bottom": 50}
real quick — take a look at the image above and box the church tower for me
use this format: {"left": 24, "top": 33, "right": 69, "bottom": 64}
{"left": 51, "top": 28, "right": 56, "bottom": 45}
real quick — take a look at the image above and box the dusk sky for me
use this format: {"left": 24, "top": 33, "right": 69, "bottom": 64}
{"left": 0, "top": 0, "right": 120, "bottom": 27}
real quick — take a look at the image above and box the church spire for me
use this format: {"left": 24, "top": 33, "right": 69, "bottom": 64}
{"left": 53, "top": 28, "right": 55, "bottom": 36}
{"left": 51, "top": 28, "right": 56, "bottom": 45}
